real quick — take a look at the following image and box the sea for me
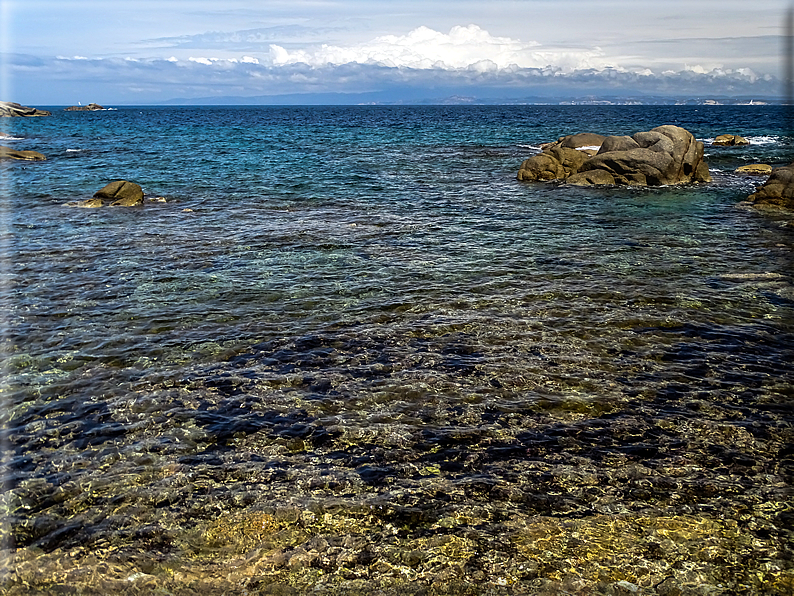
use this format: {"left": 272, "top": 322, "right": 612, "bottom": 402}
{"left": 1, "top": 105, "right": 792, "bottom": 595}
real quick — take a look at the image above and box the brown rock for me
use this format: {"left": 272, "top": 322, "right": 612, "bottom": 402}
{"left": 696, "top": 160, "right": 712, "bottom": 183}
{"left": 748, "top": 163, "right": 794, "bottom": 209}
{"left": 0, "top": 101, "right": 51, "bottom": 117}
{"left": 93, "top": 180, "right": 144, "bottom": 207}
{"left": 517, "top": 152, "right": 566, "bottom": 181}
{"left": 566, "top": 169, "right": 616, "bottom": 186}
{"left": 577, "top": 125, "right": 710, "bottom": 186}
{"left": 519, "top": 133, "right": 605, "bottom": 182}
{"left": 598, "top": 135, "right": 641, "bottom": 154}
{"left": 547, "top": 146, "right": 589, "bottom": 176}
{"left": 735, "top": 164, "right": 773, "bottom": 176}
{"left": 557, "top": 132, "right": 606, "bottom": 149}
{"left": 713, "top": 134, "right": 750, "bottom": 146}
{"left": 65, "top": 103, "right": 106, "bottom": 112}
{"left": 0, "top": 145, "right": 46, "bottom": 161}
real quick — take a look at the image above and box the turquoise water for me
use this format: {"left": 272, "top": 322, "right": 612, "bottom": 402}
{"left": 1, "top": 106, "right": 793, "bottom": 594}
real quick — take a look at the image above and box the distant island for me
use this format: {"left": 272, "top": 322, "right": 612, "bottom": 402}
{"left": 65, "top": 103, "right": 106, "bottom": 111}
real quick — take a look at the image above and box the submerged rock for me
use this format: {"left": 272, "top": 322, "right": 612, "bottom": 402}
{"left": 73, "top": 198, "right": 105, "bottom": 209}
{"left": 735, "top": 164, "right": 772, "bottom": 176}
{"left": 0, "top": 101, "right": 51, "bottom": 117}
{"left": 0, "top": 145, "right": 46, "bottom": 161}
{"left": 747, "top": 163, "right": 794, "bottom": 209}
{"left": 518, "top": 125, "right": 711, "bottom": 187}
{"left": 713, "top": 133, "right": 749, "bottom": 146}
{"left": 64, "top": 103, "right": 105, "bottom": 111}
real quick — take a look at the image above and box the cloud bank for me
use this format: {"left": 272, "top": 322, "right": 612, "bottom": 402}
{"left": 267, "top": 25, "right": 610, "bottom": 73}
{"left": 3, "top": 25, "right": 781, "bottom": 104}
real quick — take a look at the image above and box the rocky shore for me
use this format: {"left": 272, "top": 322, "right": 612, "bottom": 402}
{"left": 0, "top": 101, "right": 51, "bottom": 117}
{"left": 0, "top": 146, "right": 46, "bottom": 161}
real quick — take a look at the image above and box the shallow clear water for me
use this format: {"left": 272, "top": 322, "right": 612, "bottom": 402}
{"left": 1, "top": 105, "right": 792, "bottom": 594}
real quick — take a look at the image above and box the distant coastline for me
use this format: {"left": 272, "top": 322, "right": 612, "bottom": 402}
{"left": 8, "top": 95, "right": 784, "bottom": 108}
{"left": 151, "top": 91, "right": 785, "bottom": 107}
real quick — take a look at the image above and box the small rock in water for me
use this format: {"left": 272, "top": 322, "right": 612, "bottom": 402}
{"left": 0, "top": 145, "right": 46, "bottom": 161}
{"left": 713, "top": 133, "right": 750, "bottom": 146}
{"left": 735, "top": 164, "right": 772, "bottom": 176}
{"left": 64, "top": 180, "right": 145, "bottom": 208}
{"left": 94, "top": 180, "right": 144, "bottom": 207}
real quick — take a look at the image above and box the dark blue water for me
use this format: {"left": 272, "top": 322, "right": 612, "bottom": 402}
{"left": 1, "top": 106, "right": 792, "bottom": 594}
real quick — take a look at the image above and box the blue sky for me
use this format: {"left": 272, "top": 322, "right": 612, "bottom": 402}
{"left": 0, "top": 0, "right": 788, "bottom": 104}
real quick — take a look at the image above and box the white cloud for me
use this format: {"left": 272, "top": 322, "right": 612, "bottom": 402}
{"left": 685, "top": 64, "right": 709, "bottom": 74}
{"left": 187, "top": 55, "right": 260, "bottom": 65}
{"left": 267, "top": 25, "right": 613, "bottom": 73}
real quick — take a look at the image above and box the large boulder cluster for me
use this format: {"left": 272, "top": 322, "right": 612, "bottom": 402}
{"left": 518, "top": 125, "right": 711, "bottom": 187}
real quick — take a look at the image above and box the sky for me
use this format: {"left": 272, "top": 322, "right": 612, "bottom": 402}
{"left": 0, "top": 0, "right": 789, "bottom": 104}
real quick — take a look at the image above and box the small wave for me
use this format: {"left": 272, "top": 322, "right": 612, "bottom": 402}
{"left": 702, "top": 135, "right": 780, "bottom": 146}
{"left": 0, "top": 134, "right": 24, "bottom": 141}
{"left": 66, "top": 149, "right": 83, "bottom": 153}
{"left": 518, "top": 144, "right": 599, "bottom": 152}
{"left": 719, "top": 272, "right": 788, "bottom": 281}
{"left": 745, "top": 135, "right": 779, "bottom": 145}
